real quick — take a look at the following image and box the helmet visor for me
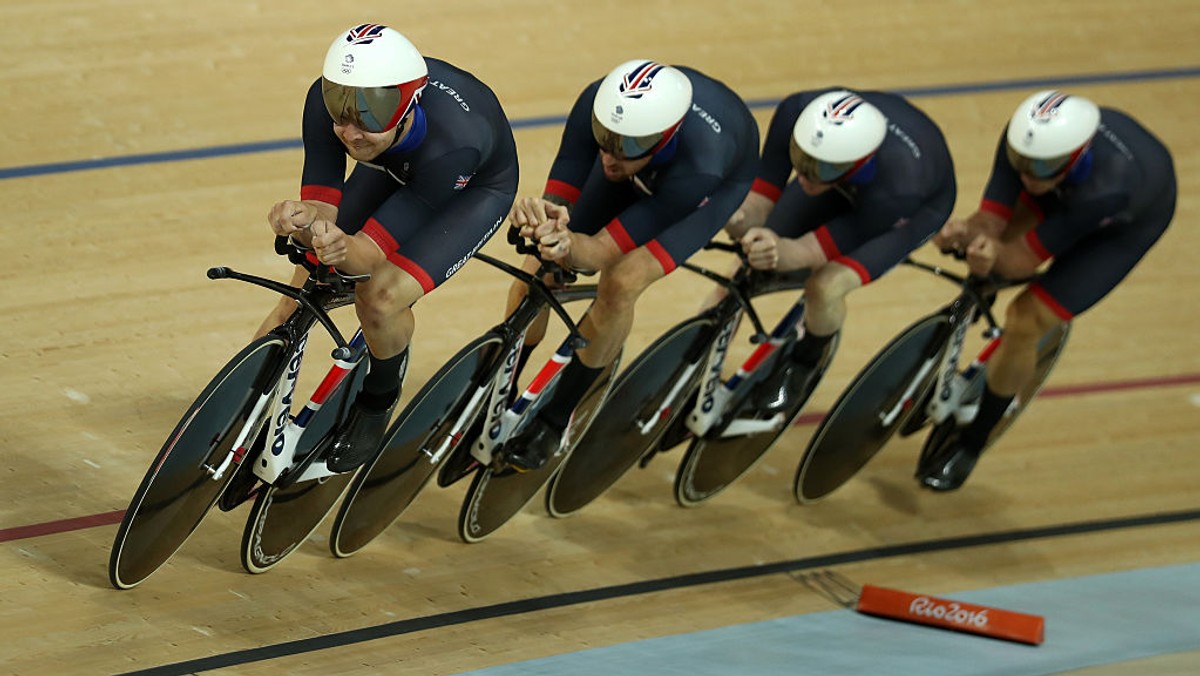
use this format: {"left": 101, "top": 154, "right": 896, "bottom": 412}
{"left": 322, "top": 78, "right": 415, "bottom": 133}
{"left": 789, "top": 136, "right": 856, "bottom": 183}
{"left": 590, "top": 110, "right": 672, "bottom": 160}
{"left": 1005, "top": 142, "right": 1072, "bottom": 179}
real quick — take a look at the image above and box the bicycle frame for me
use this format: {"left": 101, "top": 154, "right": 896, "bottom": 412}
{"left": 261, "top": 330, "right": 368, "bottom": 484}
{"left": 876, "top": 259, "right": 1012, "bottom": 430}
{"left": 687, "top": 299, "right": 806, "bottom": 438}
{"left": 473, "top": 338, "right": 576, "bottom": 466}
{"left": 621, "top": 243, "right": 808, "bottom": 442}
{"left": 200, "top": 260, "right": 368, "bottom": 488}
{"left": 400, "top": 248, "right": 592, "bottom": 469}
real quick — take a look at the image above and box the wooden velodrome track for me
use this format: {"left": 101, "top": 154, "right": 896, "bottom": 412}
{"left": 1, "top": 1, "right": 1197, "bottom": 673}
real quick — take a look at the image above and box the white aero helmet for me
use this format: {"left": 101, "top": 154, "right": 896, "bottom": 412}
{"left": 790, "top": 90, "right": 888, "bottom": 183}
{"left": 591, "top": 60, "right": 693, "bottom": 160}
{"left": 321, "top": 24, "right": 429, "bottom": 133}
{"left": 1005, "top": 90, "right": 1100, "bottom": 179}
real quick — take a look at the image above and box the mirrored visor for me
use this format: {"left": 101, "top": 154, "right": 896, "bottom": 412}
{"left": 322, "top": 79, "right": 406, "bottom": 133}
{"left": 1005, "top": 142, "right": 1072, "bottom": 179}
{"left": 590, "top": 110, "right": 669, "bottom": 160}
{"left": 789, "top": 136, "right": 857, "bottom": 183}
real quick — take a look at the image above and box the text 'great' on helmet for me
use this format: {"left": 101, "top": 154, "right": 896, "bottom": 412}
{"left": 1005, "top": 90, "right": 1100, "bottom": 179}
{"left": 321, "top": 24, "right": 429, "bottom": 133}
{"left": 789, "top": 90, "right": 888, "bottom": 183}
{"left": 591, "top": 60, "right": 693, "bottom": 160}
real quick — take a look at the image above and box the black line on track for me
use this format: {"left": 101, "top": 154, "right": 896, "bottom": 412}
{"left": 118, "top": 507, "right": 1200, "bottom": 675}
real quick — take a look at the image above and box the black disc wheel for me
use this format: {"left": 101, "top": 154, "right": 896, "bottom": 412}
{"left": 794, "top": 315, "right": 949, "bottom": 504}
{"left": 329, "top": 335, "right": 503, "bottom": 558}
{"left": 109, "top": 336, "right": 286, "bottom": 589}
{"left": 545, "top": 317, "right": 715, "bottom": 518}
{"left": 674, "top": 335, "right": 836, "bottom": 507}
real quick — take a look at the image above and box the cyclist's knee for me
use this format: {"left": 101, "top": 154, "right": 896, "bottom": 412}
{"left": 596, "top": 253, "right": 661, "bottom": 308}
{"left": 1004, "top": 291, "right": 1062, "bottom": 343}
{"left": 355, "top": 269, "right": 423, "bottom": 328}
{"left": 804, "top": 264, "right": 857, "bottom": 308}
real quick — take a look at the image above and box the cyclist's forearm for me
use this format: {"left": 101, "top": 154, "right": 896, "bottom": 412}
{"left": 724, "top": 192, "right": 774, "bottom": 239}
{"left": 333, "top": 233, "right": 386, "bottom": 277}
{"left": 990, "top": 239, "right": 1043, "bottom": 280}
{"left": 563, "top": 232, "right": 622, "bottom": 272}
{"left": 775, "top": 232, "right": 827, "bottom": 272}
{"left": 966, "top": 210, "right": 1007, "bottom": 239}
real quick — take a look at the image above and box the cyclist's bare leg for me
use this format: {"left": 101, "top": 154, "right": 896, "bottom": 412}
{"left": 802, "top": 262, "right": 863, "bottom": 338}
{"left": 353, "top": 264, "right": 422, "bottom": 360}
{"left": 504, "top": 247, "right": 663, "bottom": 471}
{"left": 754, "top": 262, "right": 859, "bottom": 413}
{"left": 320, "top": 263, "right": 423, "bottom": 472}
{"left": 575, "top": 247, "right": 664, "bottom": 368}
{"left": 920, "top": 288, "right": 1064, "bottom": 490}
{"left": 984, "top": 289, "right": 1065, "bottom": 397}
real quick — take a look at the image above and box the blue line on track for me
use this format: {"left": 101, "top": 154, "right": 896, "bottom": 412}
{"left": 2, "top": 66, "right": 1197, "bottom": 181}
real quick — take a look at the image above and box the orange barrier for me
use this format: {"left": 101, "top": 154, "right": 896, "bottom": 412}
{"left": 856, "top": 584, "right": 1045, "bottom": 645}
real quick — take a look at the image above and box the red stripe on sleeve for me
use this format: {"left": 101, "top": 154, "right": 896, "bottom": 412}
{"left": 814, "top": 225, "right": 841, "bottom": 260}
{"left": 605, "top": 219, "right": 637, "bottom": 253}
{"left": 300, "top": 184, "right": 343, "bottom": 207}
{"left": 645, "top": 240, "right": 676, "bottom": 274}
{"left": 544, "top": 179, "right": 581, "bottom": 204}
{"left": 750, "top": 178, "right": 783, "bottom": 203}
{"left": 980, "top": 199, "right": 1012, "bottom": 221}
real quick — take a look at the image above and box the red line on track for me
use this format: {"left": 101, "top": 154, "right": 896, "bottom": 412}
{"left": 3, "top": 373, "right": 1197, "bottom": 543}
{"left": 0, "top": 510, "right": 124, "bottom": 543}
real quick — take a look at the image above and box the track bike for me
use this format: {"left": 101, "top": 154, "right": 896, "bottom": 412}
{"left": 327, "top": 228, "right": 615, "bottom": 553}
{"left": 109, "top": 238, "right": 378, "bottom": 589}
{"left": 794, "top": 258, "right": 1069, "bottom": 503}
{"left": 545, "top": 240, "right": 832, "bottom": 515}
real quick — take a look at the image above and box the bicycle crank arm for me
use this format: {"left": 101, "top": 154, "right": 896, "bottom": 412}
{"left": 717, "top": 414, "right": 785, "bottom": 438}
{"left": 294, "top": 460, "right": 342, "bottom": 483}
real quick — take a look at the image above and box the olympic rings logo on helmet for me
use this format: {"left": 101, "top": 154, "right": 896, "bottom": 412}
{"left": 320, "top": 24, "right": 429, "bottom": 134}
{"left": 1005, "top": 90, "right": 1100, "bottom": 180}
{"left": 591, "top": 60, "right": 693, "bottom": 160}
